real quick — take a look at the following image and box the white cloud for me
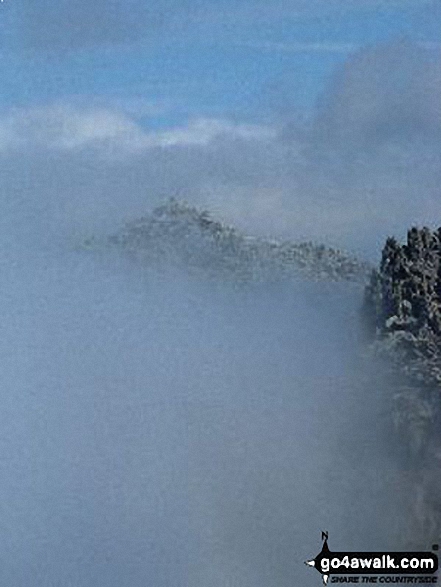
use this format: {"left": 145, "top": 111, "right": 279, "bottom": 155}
{"left": 154, "top": 119, "right": 276, "bottom": 147}
{"left": 0, "top": 105, "right": 142, "bottom": 151}
{"left": 0, "top": 40, "right": 439, "bottom": 256}
{"left": 0, "top": 105, "right": 276, "bottom": 155}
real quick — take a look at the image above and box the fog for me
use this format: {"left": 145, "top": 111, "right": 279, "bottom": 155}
{"left": 0, "top": 0, "right": 438, "bottom": 582}
{"left": 0, "top": 190, "right": 414, "bottom": 587}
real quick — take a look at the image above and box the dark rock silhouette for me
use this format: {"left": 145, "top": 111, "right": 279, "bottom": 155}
{"left": 363, "top": 227, "right": 441, "bottom": 546}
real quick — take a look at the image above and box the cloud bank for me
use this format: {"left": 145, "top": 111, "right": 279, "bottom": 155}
{"left": 0, "top": 29, "right": 438, "bottom": 587}
{"left": 0, "top": 39, "right": 440, "bottom": 256}
{"left": 0, "top": 210, "right": 412, "bottom": 587}
{"left": 0, "top": 105, "right": 275, "bottom": 153}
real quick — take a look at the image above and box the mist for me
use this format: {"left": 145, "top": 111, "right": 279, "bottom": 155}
{"left": 0, "top": 39, "right": 439, "bottom": 259}
{"left": 1, "top": 6, "right": 438, "bottom": 582}
{"left": 0, "top": 184, "right": 414, "bottom": 587}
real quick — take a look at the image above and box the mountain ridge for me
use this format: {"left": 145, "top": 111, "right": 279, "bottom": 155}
{"left": 85, "top": 200, "right": 440, "bottom": 546}
{"left": 84, "top": 198, "right": 372, "bottom": 285}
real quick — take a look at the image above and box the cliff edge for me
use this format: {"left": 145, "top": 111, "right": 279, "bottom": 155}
{"left": 363, "top": 227, "right": 441, "bottom": 545}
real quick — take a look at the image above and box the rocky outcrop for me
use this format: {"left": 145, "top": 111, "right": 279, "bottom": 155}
{"left": 363, "top": 227, "right": 441, "bottom": 547}
{"left": 86, "top": 201, "right": 440, "bottom": 545}
{"left": 86, "top": 198, "right": 371, "bottom": 284}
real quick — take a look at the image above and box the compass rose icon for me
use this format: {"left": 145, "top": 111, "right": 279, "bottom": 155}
{"left": 305, "top": 531, "right": 331, "bottom": 585}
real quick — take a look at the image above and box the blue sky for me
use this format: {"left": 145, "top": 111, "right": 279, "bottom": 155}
{"left": 0, "top": 0, "right": 438, "bottom": 120}
{"left": 0, "top": 0, "right": 440, "bottom": 253}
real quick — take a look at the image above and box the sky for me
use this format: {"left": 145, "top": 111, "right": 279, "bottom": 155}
{"left": 1, "top": 0, "right": 439, "bottom": 124}
{"left": 0, "top": 0, "right": 440, "bottom": 254}
{"left": 0, "top": 0, "right": 438, "bottom": 114}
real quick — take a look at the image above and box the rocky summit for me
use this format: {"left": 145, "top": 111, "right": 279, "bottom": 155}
{"left": 363, "top": 227, "right": 441, "bottom": 546}
{"left": 363, "top": 227, "right": 441, "bottom": 427}
{"left": 85, "top": 201, "right": 441, "bottom": 547}
{"left": 86, "top": 198, "right": 371, "bottom": 285}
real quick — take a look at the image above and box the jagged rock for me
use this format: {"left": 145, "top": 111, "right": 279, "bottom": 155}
{"left": 93, "top": 198, "right": 371, "bottom": 284}
{"left": 363, "top": 226, "right": 441, "bottom": 396}
{"left": 363, "top": 226, "right": 441, "bottom": 546}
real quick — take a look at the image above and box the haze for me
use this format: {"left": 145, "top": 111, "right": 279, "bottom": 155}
{"left": 0, "top": 1, "right": 439, "bottom": 585}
